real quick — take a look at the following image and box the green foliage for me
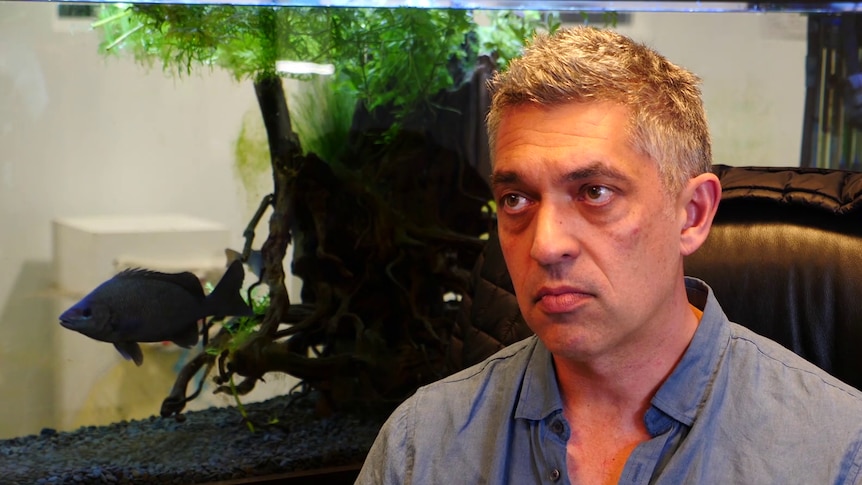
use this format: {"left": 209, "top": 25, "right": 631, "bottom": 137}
{"left": 229, "top": 373, "right": 255, "bottom": 433}
{"left": 582, "top": 11, "right": 620, "bottom": 28}
{"left": 475, "top": 11, "right": 561, "bottom": 70}
{"left": 93, "top": 5, "right": 558, "bottom": 152}
{"left": 195, "top": 284, "right": 269, "bottom": 430}
{"left": 327, "top": 9, "right": 474, "bottom": 128}
{"left": 286, "top": 76, "right": 356, "bottom": 163}
{"left": 97, "top": 4, "right": 256, "bottom": 78}
{"left": 205, "top": 289, "right": 269, "bottom": 357}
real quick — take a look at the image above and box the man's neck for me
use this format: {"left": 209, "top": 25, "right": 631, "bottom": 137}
{"left": 553, "top": 296, "right": 701, "bottom": 420}
{"left": 555, "top": 299, "right": 701, "bottom": 485}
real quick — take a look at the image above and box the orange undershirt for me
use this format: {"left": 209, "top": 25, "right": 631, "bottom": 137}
{"left": 690, "top": 304, "right": 704, "bottom": 322}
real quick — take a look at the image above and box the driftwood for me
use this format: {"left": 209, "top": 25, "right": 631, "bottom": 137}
{"left": 161, "top": 59, "right": 496, "bottom": 418}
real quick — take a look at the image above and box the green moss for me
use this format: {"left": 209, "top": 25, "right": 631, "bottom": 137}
{"left": 233, "top": 110, "right": 271, "bottom": 198}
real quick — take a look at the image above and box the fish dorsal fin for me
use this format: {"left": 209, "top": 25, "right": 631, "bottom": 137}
{"left": 114, "top": 268, "right": 205, "bottom": 299}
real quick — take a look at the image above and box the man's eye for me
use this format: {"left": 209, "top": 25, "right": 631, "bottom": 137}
{"left": 581, "top": 185, "right": 614, "bottom": 205}
{"left": 500, "top": 194, "right": 530, "bottom": 213}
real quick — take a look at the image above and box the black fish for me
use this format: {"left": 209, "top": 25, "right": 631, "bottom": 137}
{"left": 58, "top": 259, "right": 253, "bottom": 366}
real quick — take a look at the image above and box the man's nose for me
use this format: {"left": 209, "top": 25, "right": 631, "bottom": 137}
{"left": 529, "top": 204, "right": 579, "bottom": 265}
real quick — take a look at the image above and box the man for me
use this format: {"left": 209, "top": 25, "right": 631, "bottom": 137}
{"left": 356, "top": 26, "right": 862, "bottom": 484}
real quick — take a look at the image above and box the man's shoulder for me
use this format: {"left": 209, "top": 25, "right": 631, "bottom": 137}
{"left": 726, "top": 322, "right": 862, "bottom": 409}
{"left": 394, "top": 335, "right": 540, "bottom": 423}
{"left": 357, "top": 336, "right": 546, "bottom": 484}
{"left": 380, "top": 335, "right": 540, "bottom": 444}
{"left": 672, "top": 322, "right": 862, "bottom": 482}
{"left": 437, "top": 335, "right": 539, "bottom": 386}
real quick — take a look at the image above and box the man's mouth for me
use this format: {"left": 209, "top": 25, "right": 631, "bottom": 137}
{"left": 535, "top": 286, "right": 593, "bottom": 313}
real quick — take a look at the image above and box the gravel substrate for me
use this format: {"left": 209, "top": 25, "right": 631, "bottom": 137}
{"left": 0, "top": 392, "right": 385, "bottom": 484}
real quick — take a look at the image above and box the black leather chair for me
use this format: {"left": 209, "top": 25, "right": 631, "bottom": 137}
{"left": 455, "top": 165, "right": 862, "bottom": 390}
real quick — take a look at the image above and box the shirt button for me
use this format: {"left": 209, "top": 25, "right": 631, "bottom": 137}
{"left": 550, "top": 420, "right": 564, "bottom": 435}
{"left": 549, "top": 468, "right": 561, "bottom": 481}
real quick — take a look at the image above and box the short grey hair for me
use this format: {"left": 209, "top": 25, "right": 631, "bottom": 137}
{"left": 487, "top": 26, "right": 712, "bottom": 194}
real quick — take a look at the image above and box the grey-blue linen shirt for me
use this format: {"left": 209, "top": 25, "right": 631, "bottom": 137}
{"left": 356, "top": 277, "right": 862, "bottom": 484}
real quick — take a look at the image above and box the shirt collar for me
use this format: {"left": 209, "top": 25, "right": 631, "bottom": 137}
{"left": 514, "top": 336, "right": 564, "bottom": 421}
{"left": 650, "top": 277, "right": 730, "bottom": 426}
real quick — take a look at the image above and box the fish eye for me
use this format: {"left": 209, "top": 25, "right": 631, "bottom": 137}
{"left": 81, "top": 308, "right": 92, "bottom": 318}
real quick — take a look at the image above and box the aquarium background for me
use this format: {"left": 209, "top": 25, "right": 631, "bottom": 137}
{"left": 0, "top": 1, "right": 809, "bottom": 441}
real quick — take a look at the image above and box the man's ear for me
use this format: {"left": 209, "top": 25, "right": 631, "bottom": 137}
{"left": 679, "top": 172, "right": 721, "bottom": 256}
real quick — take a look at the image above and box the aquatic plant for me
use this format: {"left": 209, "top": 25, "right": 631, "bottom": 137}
{"left": 94, "top": 4, "right": 560, "bottom": 418}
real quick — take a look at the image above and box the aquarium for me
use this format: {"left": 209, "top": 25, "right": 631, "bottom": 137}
{"left": 0, "top": 0, "right": 839, "bottom": 482}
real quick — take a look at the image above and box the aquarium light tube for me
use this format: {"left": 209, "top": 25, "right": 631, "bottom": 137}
{"left": 275, "top": 61, "right": 335, "bottom": 76}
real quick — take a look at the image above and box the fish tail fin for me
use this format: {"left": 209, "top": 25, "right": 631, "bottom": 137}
{"left": 206, "top": 259, "right": 254, "bottom": 319}
{"left": 225, "top": 247, "right": 265, "bottom": 279}
{"left": 248, "top": 250, "right": 264, "bottom": 279}
{"left": 224, "top": 248, "right": 242, "bottom": 266}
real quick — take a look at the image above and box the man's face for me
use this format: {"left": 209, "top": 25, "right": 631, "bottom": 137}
{"left": 491, "top": 101, "right": 688, "bottom": 362}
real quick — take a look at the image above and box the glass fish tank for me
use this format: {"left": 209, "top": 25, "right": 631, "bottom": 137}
{"left": 0, "top": 0, "right": 849, "bottom": 482}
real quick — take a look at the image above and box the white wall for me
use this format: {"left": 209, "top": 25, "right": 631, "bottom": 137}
{"left": 0, "top": 3, "right": 809, "bottom": 439}
{"left": 0, "top": 2, "right": 275, "bottom": 439}
{"left": 617, "top": 12, "right": 808, "bottom": 167}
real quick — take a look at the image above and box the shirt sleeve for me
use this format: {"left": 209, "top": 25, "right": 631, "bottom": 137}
{"left": 355, "top": 396, "right": 415, "bottom": 484}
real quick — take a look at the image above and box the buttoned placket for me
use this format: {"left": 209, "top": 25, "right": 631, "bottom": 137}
{"left": 617, "top": 407, "right": 680, "bottom": 484}
{"left": 541, "top": 413, "right": 570, "bottom": 484}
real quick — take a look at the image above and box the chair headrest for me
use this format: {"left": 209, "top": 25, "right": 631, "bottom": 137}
{"left": 686, "top": 165, "right": 862, "bottom": 389}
